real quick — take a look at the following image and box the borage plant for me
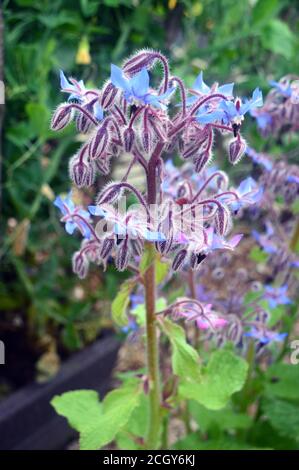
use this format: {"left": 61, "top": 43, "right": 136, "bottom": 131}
{"left": 50, "top": 50, "right": 265, "bottom": 450}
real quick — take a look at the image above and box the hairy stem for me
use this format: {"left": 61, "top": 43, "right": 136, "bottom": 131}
{"left": 290, "top": 219, "right": 299, "bottom": 252}
{"left": 144, "top": 142, "right": 164, "bottom": 449}
{"left": 188, "top": 270, "right": 200, "bottom": 347}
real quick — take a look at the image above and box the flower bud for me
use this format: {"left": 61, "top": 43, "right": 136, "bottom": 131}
{"left": 215, "top": 204, "right": 231, "bottom": 236}
{"left": 123, "top": 127, "right": 135, "bottom": 152}
{"left": 227, "top": 321, "right": 242, "bottom": 345}
{"left": 94, "top": 154, "right": 112, "bottom": 175}
{"left": 115, "top": 240, "right": 130, "bottom": 271}
{"left": 100, "top": 237, "right": 115, "bottom": 259}
{"left": 123, "top": 49, "right": 158, "bottom": 75}
{"left": 193, "top": 149, "right": 212, "bottom": 173}
{"left": 89, "top": 125, "right": 109, "bottom": 159}
{"left": 72, "top": 251, "right": 89, "bottom": 279}
{"left": 51, "top": 103, "right": 73, "bottom": 131}
{"left": 100, "top": 81, "right": 118, "bottom": 109}
{"left": 182, "top": 142, "right": 199, "bottom": 160}
{"left": 130, "top": 238, "right": 143, "bottom": 257}
{"left": 172, "top": 249, "right": 187, "bottom": 271}
{"left": 85, "top": 162, "right": 95, "bottom": 187}
{"left": 97, "top": 182, "right": 123, "bottom": 204}
{"left": 228, "top": 136, "right": 246, "bottom": 165}
{"left": 69, "top": 152, "right": 94, "bottom": 188}
{"left": 76, "top": 101, "right": 96, "bottom": 134}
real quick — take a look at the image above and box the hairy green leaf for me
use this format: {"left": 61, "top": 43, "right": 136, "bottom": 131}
{"left": 51, "top": 380, "right": 142, "bottom": 450}
{"left": 180, "top": 350, "right": 248, "bottom": 410}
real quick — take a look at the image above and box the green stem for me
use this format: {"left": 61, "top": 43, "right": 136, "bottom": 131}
{"left": 290, "top": 219, "right": 299, "bottom": 252}
{"left": 144, "top": 242, "right": 161, "bottom": 449}
{"left": 188, "top": 269, "right": 200, "bottom": 348}
{"left": 144, "top": 142, "right": 164, "bottom": 449}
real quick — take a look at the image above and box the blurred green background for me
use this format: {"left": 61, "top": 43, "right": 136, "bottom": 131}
{"left": 1, "top": 0, "right": 299, "bottom": 383}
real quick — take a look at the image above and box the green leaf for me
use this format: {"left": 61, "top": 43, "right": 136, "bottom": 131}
{"left": 252, "top": 0, "right": 280, "bottom": 26}
{"left": 249, "top": 246, "right": 268, "bottom": 263}
{"left": 160, "top": 317, "right": 201, "bottom": 381}
{"left": 265, "top": 364, "right": 299, "bottom": 401}
{"left": 268, "top": 305, "right": 286, "bottom": 327}
{"left": 260, "top": 19, "right": 296, "bottom": 59}
{"left": 26, "top": 102, "right": 50, "bottom": 138}
{"left": 112, "top": 279, "right": 135, "bottom": 326}
{"left": 155, "top": 256, "right": 169, "bottom": 284}
{"left": 51, "top": 390, "right": 102, "bottom": 431}
{"left": 189, "top": 401, "right": 252, "bottom": 432}
{"left": 173, "top": 433, "right": 265, "bottom": 450}
{"left": 140, "top": 247, "right": 156, "bottom": 275}
{"left": 247, "top": 420, "right": 298, "bottom": 450}
{"left": 51, "top": 380, "right": 142, "bottom": 450}
{"left": 131, "top": 298, "right": 167, "bottom": 327}
{"left": 116, "top": 393, "right": 149, "bottom": 449}
{"left": 262, "top": 397, "right": 299, "bottom": 441}
{"left": 179, "top": 350, "right": 248, "bottom": 410}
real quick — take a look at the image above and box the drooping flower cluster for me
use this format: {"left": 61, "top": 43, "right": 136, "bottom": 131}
{"left": 251, "top": 75, "right": 299, "bottom": 137}
{"left": 51, "top": 49, "right": 264, "bottom": 333}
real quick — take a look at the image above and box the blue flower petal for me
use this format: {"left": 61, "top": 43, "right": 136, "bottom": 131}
{"left": 110, "top": 64, "right": 131, "bottom": 94}
{"left": 88, "top": 205, "right": 106, "bottom": 217}
{"left": 65, "top": 220, "right": 76, "bottom": 235}
{"left": 193, "top": 72, "right": 210, "bottom": 94}
{"left": 218, "top": 83, "right": 234, "bottom": 96}
{"left": 131, "top": 67, "right": 149, "bottom": 98}
{"left": 60, "top": 70, "right": 72, "bottom": 90}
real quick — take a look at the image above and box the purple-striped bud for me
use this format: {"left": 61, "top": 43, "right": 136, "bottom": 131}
{"left": 123, "top": 127, "right": 135, "bottom": 152}
{"left": 172, "top": 249, "right": 187, "bottom": 271}
{"left": 76, "top": 101, "right": 95, "bottom": 134}
{"left": 100, "top": 81, "right": 118, "bottom": 109}
{"left": 89, "top": 125, "right": 109, "bottom": 160}
{"left": 155, "top": 224, "right": 173, "bottom": 255}
{"left": 130, "top": 238, "right": 143, "bottom": 257}
{"left": 228, "top": 136, "right": 246, "bottom": 165}
{"left": 115, "top": 240, "right": 130, "bottom": 271}
{"left": 193, "top": 149, "right": 212, "bottom": 173}
{"left": 51, "top": 103, "right": 73, "bottom": 131}
{"left": 94, "top": 154, "right": 112, "bottom": 175}
{"left": 69, "top": 151, "right": 95, "bottom": 188}
{"left": 123, "top": 49, "right": 158, "bottom": 75}
{"left": 85, "top": 163, "right": 95, "bottom": 187}
{"left": 97, "top": 182, "right": 123, "bottom": 204}
{"left": 226, "top": 320, "right": 242, "bottom": 345}
{"left": 100, "top": 237, "right": 115, "bottom": 259}
{"left": 182, "top": 142, "right": 200, "bottom": 160}
{"left": 215, "top": 204, "right": 231, "bottom": 236}
{"left": 72, "top": 251, "right": 89, "bottom": 279}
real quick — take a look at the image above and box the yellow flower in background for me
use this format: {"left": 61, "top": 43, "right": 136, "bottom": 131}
{"left": 76, "top": 36, "right": 91, "bottom": 65}
{"left": 168, "top": 0, "right": 177, "bottom": 10}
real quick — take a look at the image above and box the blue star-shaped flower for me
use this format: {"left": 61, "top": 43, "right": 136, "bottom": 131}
{"left": 187, "top": 71, "right": 234, "bottom": 107}
{"left": 110, "top": 65, "right": 173, "bottom": 109}
{"left": 230, "top": 177, "right": 263, "bottom": 211}
{"left": 244, "top": 327, "right": 287, "bottom": 344}
{"left": 54, "top": 192, "right": 91, "bottom": 238}
{"left": 264, "top": 285, "right": 292, "bottom": 309}
{"left": 197, "top": 88, "right": 263, "bottom": 125}
{"left": 269, "top": 80, "right": 292, "bottom": 98}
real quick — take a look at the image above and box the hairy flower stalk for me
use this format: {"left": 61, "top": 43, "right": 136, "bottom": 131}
{"left": 144, "top": 142, "right": 164, "bottom": 449}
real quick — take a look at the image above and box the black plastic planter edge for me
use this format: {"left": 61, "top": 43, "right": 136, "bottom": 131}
{"left": 0, "top": 334, "right": 120, "bottom": 450}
